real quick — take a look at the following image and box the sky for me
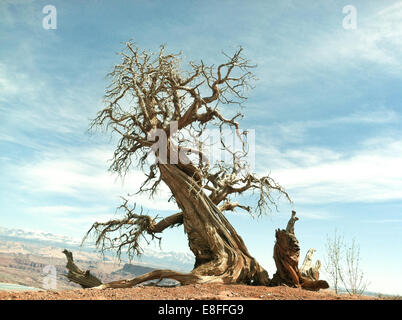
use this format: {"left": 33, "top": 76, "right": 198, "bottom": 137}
{"left": 0, "top": 0, "right": 401, "bottom": 295}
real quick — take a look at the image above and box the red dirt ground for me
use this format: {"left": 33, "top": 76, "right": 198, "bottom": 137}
{"left": 0, "top": 283, "right": 378, "bottom": 300}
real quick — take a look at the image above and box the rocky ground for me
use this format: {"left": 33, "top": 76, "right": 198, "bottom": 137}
{"left": 0, "top": 283, "right": 379, "bottom": 300}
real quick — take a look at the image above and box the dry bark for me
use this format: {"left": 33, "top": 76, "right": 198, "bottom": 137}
{"left": 63, "top": 249, "right": 202, "bottom": 288}
{"left": 300, "top": 248, "right": 322, "bottom": 281}
{"left": 158, "top": 163, "right": 270, "bottom": 285}
{"left": 270, "top": 211, "right": 329, "bottom": 291}
{"left": 62, "top": 250, "right": 102, "bottom": 288}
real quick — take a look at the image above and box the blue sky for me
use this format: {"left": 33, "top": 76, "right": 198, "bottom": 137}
{"left": 1, "top": 0, "right": 401, "bottom": 294}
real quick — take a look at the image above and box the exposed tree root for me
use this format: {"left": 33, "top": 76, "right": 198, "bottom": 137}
{"left": 95, "top": 271, "right": 215, "bottom": 289}
{"left": 63, "top": 249, "right": 220, "bottom": 289}
{"left": 300, "top": 279, "right": 329, "bottom": 291}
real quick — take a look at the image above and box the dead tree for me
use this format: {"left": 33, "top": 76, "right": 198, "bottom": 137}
{"left": 70, "top": 41, "right": 294, "bottom": 288}
{"left": 324, "top": 233, "right": 369, "bottom": 295}
{"left": 324, "top": 230, "right": 343, "bottom": 294}
{"left": 270, "top": 211, "right": 329, "bottom": 291}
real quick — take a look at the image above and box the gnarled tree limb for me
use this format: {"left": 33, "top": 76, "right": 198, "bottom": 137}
{"left": 62, "top": 250, "right": 102, "bottom": 288}
{"left": 62, "top": 249, "right": 215, "bottom": 289}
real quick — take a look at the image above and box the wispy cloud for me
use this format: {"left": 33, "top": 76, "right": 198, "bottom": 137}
{"left": 16, "top": 145, "right": 178, "bottom": 212}
{"left": 290, "top": 209, "right": 336, "bottom": 221}
{"left": 25, "top": 205, "right": 110, "bottom": 216}
{"left": 248, "top": 2, "right": 402, "bottom": 91}
{"left": 0, "top": 63, "right": 96, "bottom": 147}
{"left": 265, "top": 108, "right": 400, "bottom": 144}
{"left": 364, "top": 218, "right": 402, "bottom": 224}
{"left": 0, "top": 64, "right": 19, "bottom": 98}
{"left": 259, "top": 135, "right": 402, "bottom": 204}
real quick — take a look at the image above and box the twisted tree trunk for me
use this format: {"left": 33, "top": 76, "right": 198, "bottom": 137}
{"left": 158, "top": 164, "right": 270, "bottom": 285}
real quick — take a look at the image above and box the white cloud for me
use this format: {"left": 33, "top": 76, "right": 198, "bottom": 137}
{"left": 17, "top": 145, "right": 178, "bottom": 212}
{"left": 327, "top": 108, "right": 399, "bottom": 125}
{"left": 258, "top": 145, "right": 342, "bottom": 169}
{"left": 364, "top": 218, "right": 402, "bottom": 224}
{"left": 50, "top": 214, "right": 121, "bottom": 231}
{"left": 333, "top": 3, "right": 402, "bottom": 69}
{"left": 296, "top": 210, "right": 335, "bottom": 220}
{"left": 0, "top": 59, "right": 99, "bottom": 141}
{"left": 251, "top": 2, "right": 402, "bottom": 90}
{"left": 257, "top": 108, "right": 399, "bottom": 145}
{"left": 25, "top": 205, "right": 109, "bottom": 216}
{"left": 260, "top": 136, "right": 402, "bottom": 204}
{"left": 320, "top": 4, "right": 402, "bottom": 69}
{"left": 0, "top": 76, "right": 18, "bottom": 98}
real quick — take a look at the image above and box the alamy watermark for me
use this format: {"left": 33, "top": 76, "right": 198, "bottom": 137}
{"left": 42, "top": 265, "right": 57, "bottom": 290}
{"left": 343, "top": 5, "right": 357, "bottom": 30}
{"left": 147, "top": 121, "right": 256, "bottom": 172}
{"left": 42, "top": 5, "right": 57, "bottom": 30}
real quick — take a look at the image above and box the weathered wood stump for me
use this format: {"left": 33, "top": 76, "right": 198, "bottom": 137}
{"left": 270, "top": 211, "right": 329, "bottom": 291}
